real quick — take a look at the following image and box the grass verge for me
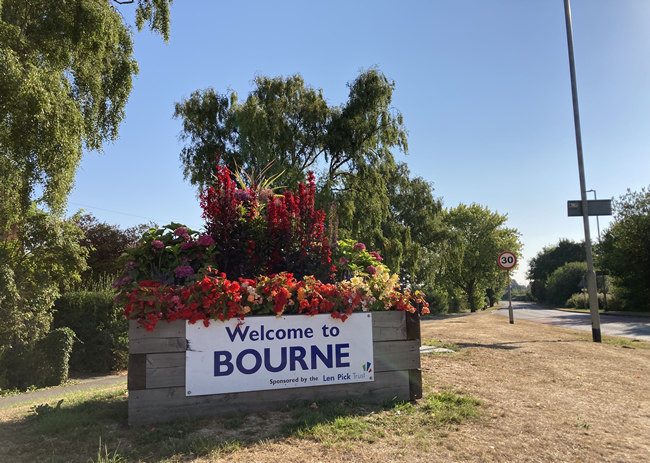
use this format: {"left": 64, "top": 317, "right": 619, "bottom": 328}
{"left": 0, "top": 384, "right": 481, "bottom": 462}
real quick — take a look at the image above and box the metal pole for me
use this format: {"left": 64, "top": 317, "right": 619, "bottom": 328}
{"left": 587, "top": 189, "right": 608, "bottom": 311}
{"left": 563, "top": 0, "right": 601, "bottom": 342}
{"left": 508, "top": 270, "right": 514, "bottom": 324}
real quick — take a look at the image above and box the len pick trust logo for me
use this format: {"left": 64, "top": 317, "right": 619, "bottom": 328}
{"left": 362, "top": 361, "right": 372, "bottom": 373}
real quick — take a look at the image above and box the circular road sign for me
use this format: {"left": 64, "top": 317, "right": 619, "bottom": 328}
{"left": 497, "top": 251, "right": 517, "bottom": 270}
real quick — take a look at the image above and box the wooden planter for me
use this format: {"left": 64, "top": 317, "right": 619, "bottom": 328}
{"left": 127, "top": 311, "right": 422, "bottom": 425}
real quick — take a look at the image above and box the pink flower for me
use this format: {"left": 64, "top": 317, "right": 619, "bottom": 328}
{"left": 151, "top": 240, "right": 164, "bottom": 249}
{"left": 368, "top": 251, "right": 384, "bottom": 262}
{"left": 174, "top": 265, "right": 195, "bottom": 279}
{"left": 353, "top": 243, "right": 366, "bottom": 251}
{"left": 174, "top": 227, "right": 191, "bottom": 240}
{"left": 366, "top": 265, "right": 377, "bottom": 275}
{"left": 197, "top": 235, "right": 215, "bottom": 246}
{"left": 181, "top": 241, "right": 196, "bottom": 250}
{"left": 339, "top": 257, "right": 349, "bottom": 266}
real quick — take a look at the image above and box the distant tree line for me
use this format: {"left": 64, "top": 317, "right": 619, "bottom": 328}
{"left": 528, "top": 185, "right": 650, "bottom": 311}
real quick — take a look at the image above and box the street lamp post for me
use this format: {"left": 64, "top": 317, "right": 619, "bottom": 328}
{"left": 563, "top": 0, "right": 602, "bottom": 342}
{"left": 587, "top": 189, "right": 608, "bottom": 311}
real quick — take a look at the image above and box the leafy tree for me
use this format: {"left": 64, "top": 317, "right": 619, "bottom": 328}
{"left": 545, "top": 261, "right": 588, "bottom": 307}
{"left": 73, "top": 213, "right": 152, "bottom": 281}
{"left": 0, "top": 207, "right": 87, "bottom": 356}
{"left": 527, "top": 239, "right": 585, "bottom": 302}
{"left": 174, "top": 68, "right": 407, "bottom": 194}
{"left": 0, "top": 0, "right": 172, "bottom": 233}
{"left": 601, "top": 186, "right": 650, "bottom": 311}
{"left": 379, "top": 162, "right": 443, "bottom": 288}
{"left": 437, "top": 203, "right": 522, "bottom": 312}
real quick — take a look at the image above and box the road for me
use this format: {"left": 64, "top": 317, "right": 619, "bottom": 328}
{"left": 495, "top": 301, "right": 650, "bottom": 341}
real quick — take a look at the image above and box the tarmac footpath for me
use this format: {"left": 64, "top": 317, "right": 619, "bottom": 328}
{"left": 0, "top": 374, "right": 126, "bottom": 410}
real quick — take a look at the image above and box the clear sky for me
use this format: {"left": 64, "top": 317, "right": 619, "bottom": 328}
{"left": 67, "top": 0, "right": 650, "bottom": 284}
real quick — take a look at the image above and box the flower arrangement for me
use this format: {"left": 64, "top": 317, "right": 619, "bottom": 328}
{"left": 114, "top": 161, "right": 429, "bottom": 331}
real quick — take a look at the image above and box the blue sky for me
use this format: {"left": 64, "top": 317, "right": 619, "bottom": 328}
{"left": 68, "top": 0, "right": 650, "bottom": 284}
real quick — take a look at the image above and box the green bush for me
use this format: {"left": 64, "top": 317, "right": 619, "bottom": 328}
{"left": 0, "top": 327, "right": 75, "bottom": 390}
{"left": 52, "top": 291, "right": 128, "bottom": 373}
{"left": 565, "top": 292, "right": 622, "bottom": 311}
{"left": 545, "top": 262, "right": 588, "bottom": 307}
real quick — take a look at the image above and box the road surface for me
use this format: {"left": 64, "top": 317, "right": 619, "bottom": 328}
{"left": 496, "top": 301, "right": 650, "bottom": 341}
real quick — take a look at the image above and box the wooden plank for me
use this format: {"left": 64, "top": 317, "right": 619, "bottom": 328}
{"left": 371, "top": 311, "right": 406, "bottom": 342}
{"left": 130, "top": 337, "right": 185, "bottom": 354}
{"left": 146, "top": 366, "right": 185, "bottom": 389}
{"left": 146, "top": 352, "right": 185, "bottom": 369}
{"left": 128, "top": 354, "right": 146, "bottom": 391}
{"left": 373, "top": 340, "right": 420, "bottom": 372}
{"left": 405, "top": 311, "right": 421, "bottom": 341}
{"left": 128, "top": 369, "right": 410, "bottom": 425}
{"left": 146, "top": 353, "right": 186, "bottom": 389}
{"left": 409, "top": 369, "right": 422, "bottom": 401}
{"left": 129, "top": 319, "right": 185, "bottom": 340}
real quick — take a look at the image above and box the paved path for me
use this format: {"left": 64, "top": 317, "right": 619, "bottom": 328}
{"left": 0, "top": 374, "right": 126, "bottom": 410}
{"left": 495, "top": 301, "right": 650, "bottom": 341}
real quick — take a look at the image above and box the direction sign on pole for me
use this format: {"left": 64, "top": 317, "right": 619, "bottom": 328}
{"left": 497, "top": 251, "right": 517, "bottom": 270}
{"left": 567, "top": 200, "right": 612, "bottom": 217}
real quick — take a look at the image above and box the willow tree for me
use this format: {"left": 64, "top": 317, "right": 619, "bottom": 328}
{"left": 0, "top": 0, "right": 172, "bottom": 355}
{"left": 0, "top": 0, "right": 172, "bottom": 232}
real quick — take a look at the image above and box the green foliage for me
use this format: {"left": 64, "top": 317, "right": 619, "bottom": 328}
{"left": 114, "top": 223, "right": 216, "bottom": 287}
{"left": 545, "top": 262, "right": 588, "bottom": 307}
{"left": 331, "top": 239, "right": 384, "bottom": 280}
{"left": 0, "top": 207, "right": 87, "bottom": 356}
{"left": 565, "top": 292, "right": 620, "bottom": 311}
{"left": 379, "top": 162, "right": 443, "bottom": 288}
{"left": 437, "top": 203, "right": 522, "bottom": 312}
{"left": 0, "top": 327, "right": 75, "bottom": 390}
{"left": 74, "top": 213, "right": 152, "bottom": 283}
{"left": 53, "top": 291, "right": 128, "bottom": 373}
{"left": 602, "top": 186, "right": 650, "bottom": 311}
{"left": 527, "top": 239, "right": 585, "bottom": 302}
{"left": 30, "top": 399, "right": 65, "bottom": 419}
{"left": 0, "top": 0, "right": 171, "bottom": 228}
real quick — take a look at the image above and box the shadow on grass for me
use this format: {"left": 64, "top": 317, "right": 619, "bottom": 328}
{"left": 455, "top": 339, "right": 581, "bottom": 350}
{"left": 1, "top": 387, "right": 481, "bottom": 462}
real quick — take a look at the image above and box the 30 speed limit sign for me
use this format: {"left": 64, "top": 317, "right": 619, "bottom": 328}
{"left": 497, "top": 251, "right": 517, "bottom": 270}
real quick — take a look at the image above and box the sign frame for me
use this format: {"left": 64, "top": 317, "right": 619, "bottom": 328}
{"left": 497, "top": 251, "right": 517, "bottom": 270}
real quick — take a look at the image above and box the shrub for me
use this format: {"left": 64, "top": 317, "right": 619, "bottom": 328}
{"left": 0, "top": 327, "right": 75, "bottom": 390}
{"left": 545, "top": 262, "right": 588, "bottom": 307}
{"left": 565, "top": 292, "right": 622, "bottom": 311}
{"left": 52, "top": 291, "right": 128, "bottom": 373}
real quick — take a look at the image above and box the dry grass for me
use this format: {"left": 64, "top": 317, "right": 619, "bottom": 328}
{"left": 1, "top": 313, "right": 649, "bottom": 462}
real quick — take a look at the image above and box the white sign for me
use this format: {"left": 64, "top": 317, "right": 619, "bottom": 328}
{"left": 185, "top": 313, "right": 374, "bottom": 396}
{"left": 498, "top": 251, "right": 517, "bottom": 270}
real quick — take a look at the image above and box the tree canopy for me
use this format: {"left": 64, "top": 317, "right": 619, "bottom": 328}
{"left": 437, "top": 203, "right": 522, "bottom": 312}
{"left": 74, "top": 213, "right": 152, "bottom": 281}
{"left": 602, "top": 186, "right": 650, "bottom": 311}
{"left": 0, "top": 0, "right": 172, "bottom": 232}
{"left": 526, "top": 238, "right": 585, "bottom": 302}
{"left": 0, "top": 207, "right": 87, "bottom": 355}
